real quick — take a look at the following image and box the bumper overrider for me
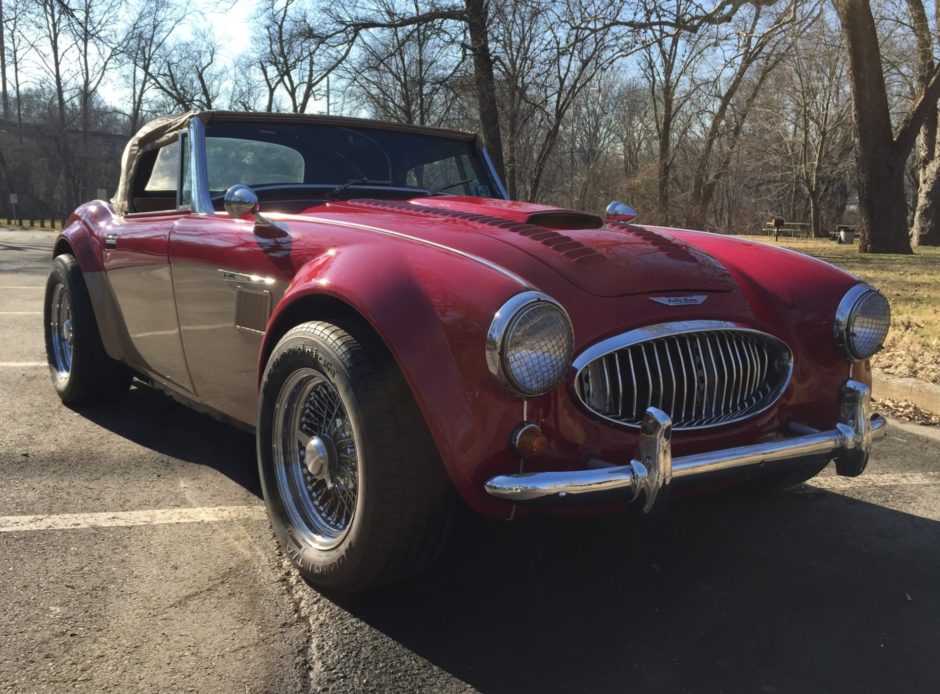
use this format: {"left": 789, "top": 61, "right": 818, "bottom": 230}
{"left": 485, "top": 380, "right": 886, "bottom": 511}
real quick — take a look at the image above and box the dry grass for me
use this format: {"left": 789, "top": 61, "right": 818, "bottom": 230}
{"left": 735, "top": 235, "right": 940, "bottom": 385}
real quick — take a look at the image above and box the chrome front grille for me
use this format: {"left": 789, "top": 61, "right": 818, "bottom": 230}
{"left": 574, "top": 322, "right": 793, "bottom": 430}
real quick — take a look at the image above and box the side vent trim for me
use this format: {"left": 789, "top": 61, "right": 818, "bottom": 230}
{"left": 235, "top": 288, "right": 271, "bottom": 334}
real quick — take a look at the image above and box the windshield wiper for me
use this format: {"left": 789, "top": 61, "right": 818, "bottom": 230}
{"left": 325, "top": 178, "right": 392, "bottom": 199}
{"left": 430, "top": 178, "right": 472, "bottom": 195}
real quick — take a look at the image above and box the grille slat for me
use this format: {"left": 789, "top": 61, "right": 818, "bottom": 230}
{"left": 675, "top": 340, "right": 689, "bottom": 422}
{"left": 731, "top": 337, "right": 745, "bottom": 408}
{"left": 602, "top": 355, "right": 613, "bottom": 414}
{"left": 575, "top": 328, "right": 792, "bottom": 431}
{"left": 612, "top": 353, "right": 624, "bottom": 418}
{"left": 652, "top": 342, "right": 664, "bottom": 409}
{"left": 626, "top": 350, "right": 638, "bottom": 420}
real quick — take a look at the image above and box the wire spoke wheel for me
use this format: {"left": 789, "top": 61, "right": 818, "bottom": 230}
{"left": 272, "top": 368, "right": 360, "bottom": 550}
{"left": 49, "top": 282, "right": 73, "bottom": 375}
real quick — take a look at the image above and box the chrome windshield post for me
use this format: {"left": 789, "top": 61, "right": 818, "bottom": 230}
{"left": 477, "top": 139, "right": 509, "bottom": 200}
{"left": 187, "top": 116, "right": 214, "bottom": 215}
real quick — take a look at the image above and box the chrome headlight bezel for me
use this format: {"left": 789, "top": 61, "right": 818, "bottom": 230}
{"left": 835, "top": 284, "right": 891, "bottom": 361}
{"left": 486, "top": 291, "right": 574, "bottom": 397}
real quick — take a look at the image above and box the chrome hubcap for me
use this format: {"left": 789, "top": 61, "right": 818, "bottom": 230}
{"left": 304, "top": 435, "right": 331, "bottom": 480}
{"left": 272, "top": 368, "right": 359, "bottom": 550}
{"left": 49, "top": 283, "right": 73, "bottom": 374}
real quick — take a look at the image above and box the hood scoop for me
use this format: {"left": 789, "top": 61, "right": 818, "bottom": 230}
{"left": 350, "top": 198, "right": 609, "bottom": 266}
{"left": 344, "top": 197, "right": 736, "bottom": 297}
{"left": 524, "top": 210, "right": 603, "bottom": 229}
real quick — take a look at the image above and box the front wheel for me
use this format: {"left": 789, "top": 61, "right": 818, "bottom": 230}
{"left": 257, "top": 321, "right": 454, "bottom": 592}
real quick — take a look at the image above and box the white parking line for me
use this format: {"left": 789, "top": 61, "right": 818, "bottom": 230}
{"left": 811, "top": 472, "right": 940, "bottom": 490}
{"left": 0, "top": 311, "right": 41, "bottom": 315}
{"left": 0, "top": 286, "right": 43, "bottom": 289}
{"left": 0, "top": 505, "right": 267, "bottom": 533}
{"left": 0, "top": 361, "right": 46, "bottom": 367}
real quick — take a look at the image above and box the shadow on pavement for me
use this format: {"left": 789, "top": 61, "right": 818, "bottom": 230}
{"left": 74, "top": 382, "right": 262, "bottom": 497}
{"left": 72, "top": 382, "right": 940, "bottom": 692}
{"left": 340, "top": 489, "right": 940, "bottom": 693}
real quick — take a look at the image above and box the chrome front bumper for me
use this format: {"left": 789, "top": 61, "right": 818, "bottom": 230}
{"left": 485, "top": 380, "right": 886, "bottom": 510}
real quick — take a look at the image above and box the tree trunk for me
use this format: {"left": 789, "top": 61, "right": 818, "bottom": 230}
{"left": 0, "top": 0, "right": 8, "bottom": 120}
{"left": 912, "top": 154, "right": 940, "bottom": 246}
{"left": 833, "top": 0, "right": 912, "bottom": 253}
{"left": 657, "top": 93, "right": 673, "bottom": 225}
{"left": 464, "top": 0, "right": 506, "bottom": 185}
{"left": 809, "top": 193, "right": 825, "bottom": 238}
{"left": 908, "top": 0, "right": 940, "bottom": 246}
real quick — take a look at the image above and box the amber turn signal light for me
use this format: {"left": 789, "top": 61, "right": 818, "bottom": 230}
{"left": 510, "top": 422, "right": 548, "bottom": 458}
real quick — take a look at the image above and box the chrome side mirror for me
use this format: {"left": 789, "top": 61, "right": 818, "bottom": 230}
{"left": 223, "top": 184, "right": 289, "bottom": 237}
{"left": 606, "top": 200, "right": 638, "bottom": 223}
{"left": 224, "top": 184, "right": 259, "bottom": 219}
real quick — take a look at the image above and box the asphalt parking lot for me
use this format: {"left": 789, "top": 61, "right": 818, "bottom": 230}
{"left": 1, "top": 226, "right": 939, "bottom": 693}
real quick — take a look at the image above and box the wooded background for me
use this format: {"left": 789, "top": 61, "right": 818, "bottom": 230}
{"left": 1, "top": 0, "right": 939, "bottom": 253}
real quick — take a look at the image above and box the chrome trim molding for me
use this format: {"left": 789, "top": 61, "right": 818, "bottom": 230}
{"left": 571, "top": 320, "right": 794, "bottom": 431}
{"left": 649, "top": 295, "right": 707, "bottom": 306}
{"left": 485, "top": 291, "right": 573, "bottom": 397}
{"left": 485, "top": 380, "right": 884, "bottom": 507}
{"left": 834, "top": 283, "right": 890, "bottom": 362}
{"left": 297, "top": 214, "right": 529, "bottom": 287}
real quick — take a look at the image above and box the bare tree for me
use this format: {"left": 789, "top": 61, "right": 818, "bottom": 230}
{"left": 254, "top": 0, "right": 352, "bottom": 114}
{"left": 0, "top": 0, "right": 28, "bottom": 129}
{"left": 122, "top": 0, "right": 184, "bottom": 133}
{"left": 319, "top": 0, "right": 752, "bottom": 192}
{"left": 639, "top": 0, "right": 715, "bottom": 224}
{"left": 833, "top": 0, "right": 940, "bottom": 253}
{"left": 148, "top": 30, "right": 222, "bottom": 110}
{"left": 343, "top": 0, "right": 465, "bottom": 125}
{"left": 746, "top": 11, "right": 853, "bottom": 238}
{"left": 685, "top": 1, "right": 800, "bottom": 230}
{"left": 905, "top": 0, "right": 940, "bottom": 246}
{"left": 0, "top": 0, "right": 8, "bottom": 119}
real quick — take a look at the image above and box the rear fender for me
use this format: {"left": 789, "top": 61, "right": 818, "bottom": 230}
{"left": 55, "top": 202, "right": 128, "bottom": 361}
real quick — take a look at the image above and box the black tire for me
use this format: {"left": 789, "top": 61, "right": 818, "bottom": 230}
{"left": 257, "top": 320, "right": 454, "bottom": 592}
{"left": 43, "top": 254, "right": 132, "bottom": 405}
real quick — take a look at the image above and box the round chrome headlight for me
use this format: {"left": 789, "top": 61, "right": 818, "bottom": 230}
{"left": 835, "top": 284, "right": 890, "bottom": 361}
{"left": 486, "top": 291, "right": 574, "bottom": 397}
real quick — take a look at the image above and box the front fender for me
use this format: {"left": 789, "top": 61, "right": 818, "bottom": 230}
{"left": 261, "top": 241, "right": 530, "bottom": 516}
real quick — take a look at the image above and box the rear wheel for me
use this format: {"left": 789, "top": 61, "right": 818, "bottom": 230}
{"left": 257, "top": 320, "right": 454, "bottom": 592}
{"left": 44, "top": 254, "right": 131, "bottom": 404}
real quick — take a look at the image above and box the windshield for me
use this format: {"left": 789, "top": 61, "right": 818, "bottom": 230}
{"left": 199, "top": 121, "right": 500, "bottom": 199}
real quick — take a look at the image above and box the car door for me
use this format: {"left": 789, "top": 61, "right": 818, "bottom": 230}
{"left": 169, "top": 215, "right": 290, "bottom": 426}
{"left": 104, "top": 139, "right": 194, "bottom": 392}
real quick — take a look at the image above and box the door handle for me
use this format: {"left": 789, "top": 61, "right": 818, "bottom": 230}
{"left": 104, "top": 233, "right": 118, "bottom": 249}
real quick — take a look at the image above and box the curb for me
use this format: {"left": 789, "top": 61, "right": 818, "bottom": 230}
{"left": 872, "top": 368, "right": 940, "bottom": 415}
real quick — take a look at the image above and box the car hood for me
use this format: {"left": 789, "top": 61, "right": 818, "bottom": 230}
{"left": 315, "top": 196, "right": 737, "bottom": 298}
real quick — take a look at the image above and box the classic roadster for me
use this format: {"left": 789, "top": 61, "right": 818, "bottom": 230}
{"left": 46, "top": 111, "right": 890, "bottom": 590}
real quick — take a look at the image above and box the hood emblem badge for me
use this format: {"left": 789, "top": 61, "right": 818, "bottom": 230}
{"left": 650, "top": 295, "right": 708, "bottom": 306}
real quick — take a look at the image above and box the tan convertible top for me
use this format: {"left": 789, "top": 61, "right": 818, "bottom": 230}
{"left": 110, "top": 111, "right": 478, "bottom": 215}
{"left": 110, "top": 111, "right": 201, "bottom": 215}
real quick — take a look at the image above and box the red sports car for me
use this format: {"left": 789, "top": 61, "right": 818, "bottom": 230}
{"left": 46, "top": 111, "right": 890, "bottom": 591}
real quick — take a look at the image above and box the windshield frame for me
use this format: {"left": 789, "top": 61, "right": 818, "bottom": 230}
{"left": 185, "top": 116, "right": 508, "bottom": 214}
